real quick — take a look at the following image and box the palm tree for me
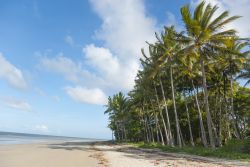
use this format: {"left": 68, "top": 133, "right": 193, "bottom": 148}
{"left": 141, "top": 45, "right": 173, "bottom": 146}
{"left": 177, "top": 52, "right": 208, "bottom": 147}
{"left": 155, "top": 26, "right": 183, "bottom": 147}
{"left": 105, "top": 92, "right": 128, "bottom": 141}
{"left": 180, "top": 1, "right": 240, "bottom": 147}
{"left": 220, "top": 38, "right": 249, "bottom": 139}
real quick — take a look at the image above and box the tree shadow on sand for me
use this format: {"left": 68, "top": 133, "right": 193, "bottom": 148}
{"left": 46, "top": 141, "right": 249, "bottom": 167}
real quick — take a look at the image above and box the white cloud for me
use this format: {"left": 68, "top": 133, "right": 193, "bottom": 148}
{"left": 0, "top": 53, "right": 27, "bottom": 89}
{"left": 64, "top": 86, "right": 107, "bottom": 105}
{"left": 38, "top": 0, "right": 159, "bottom": 105}
{"left": 40, "top": 54, "right": 81, "bottom": 83}
{"left": 84, "top": 44, "right": 120, "bottom": 75}
{"left": 65, "top": 35, "right": 75, "bottom": 47}
{"left": 191, "top": 0, "right": 250, "bottom": 37}
{"left": 39, "top": 0, "right": 157, "bottom": 96}
{"left": 39, "top": 53, "right": 106, "bottom": 87}
{"left": 3, "top": 96, "right": 32, "bottom": 112}
{"left": 87, "top": 0, "right": 157, "bottom": 91}
{"left": 83, "top": 44, "right": 138, "bottom": 90}
{"left": 35, "top": 124, "right": 49, "bottom": 132}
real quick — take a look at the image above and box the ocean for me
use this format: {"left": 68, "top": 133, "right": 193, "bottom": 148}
{"left": 0, "top": 131, "right": 99, "bottom": 145}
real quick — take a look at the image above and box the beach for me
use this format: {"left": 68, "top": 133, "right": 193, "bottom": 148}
{"left": 0, "top": 142, "right": 97, "bottom": 167}
{"left": 0, "top": 141, "right": 249, "bottom": 167}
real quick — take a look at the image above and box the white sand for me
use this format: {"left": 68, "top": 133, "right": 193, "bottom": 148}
{"left": 0, "top": 142, "right": 249, "bottom": 167}
{"left": 94, "top": 144, "right": 250, "bottom": 167}
{"left": 0, "top": 142, "right": 98, "bottom": 167}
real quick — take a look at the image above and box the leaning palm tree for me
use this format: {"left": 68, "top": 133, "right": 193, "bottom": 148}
{"left": 177, "top": 53, "right": 208, "bottom": 147}
{"left": 155, "top": 26, "right": 183, "bottom": 147}
{"left": 140, "top": 46, "right": 173, "bottom": 146}
{"left": 180, "top": 1, "right": 241, "bottom": 148}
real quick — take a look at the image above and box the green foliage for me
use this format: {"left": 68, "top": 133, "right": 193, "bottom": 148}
{"left": 104, "top": 0, "right": 250, "bottom": 149}
{"left": 132, "top": 139, "right": 250, "bottom": 161}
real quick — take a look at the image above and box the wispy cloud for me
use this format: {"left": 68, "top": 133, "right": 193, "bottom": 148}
{"left": 34, "top": 87, "right": 46, "bottom": 96}
{"left": 64, "top": 86, "right": 107, "bottom": 105}
{"left": 3, "top": 96, "right": 32, "bottom": 112}
{"left": 39, "top": 53, "right": 82, "bottom": 83}
{"left": 52, "top": 95, "right": 60, "bottom": 102}
{"left": 38, "top": 52, "right": 106, "bottom": 87}
{"left": 65, "top": 35, "right": 75, "bottom": 47}
{"left": 34, "top": 124, "right": 49, "bottom": 132}
{"left": 0, "top": 53, "right": 27, "bottom": 90}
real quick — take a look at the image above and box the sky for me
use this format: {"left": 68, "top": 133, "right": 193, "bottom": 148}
{"left": 0, "top": 0, "right": 249, "bottom": 139}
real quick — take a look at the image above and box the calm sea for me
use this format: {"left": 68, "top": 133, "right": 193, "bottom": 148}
{"left": 0, "top": 131, "right": 100, "bottom": 145}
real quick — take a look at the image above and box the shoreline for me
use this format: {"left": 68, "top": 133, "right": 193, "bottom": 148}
{"left": 0, "top": 141, "right": 249, "bottom": 167}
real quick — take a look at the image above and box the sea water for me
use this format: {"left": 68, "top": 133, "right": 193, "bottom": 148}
{"left": 0, "top": 131, "right": 99, "bottom": 145}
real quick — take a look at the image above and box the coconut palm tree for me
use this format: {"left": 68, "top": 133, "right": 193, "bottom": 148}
{"left": 180, "top": 1, "right": 240, "bottom": 147}
{"left": 177, "top": 52, "right": 208, "bottom": 147}
{"left": 219, "top": 38, "right": 249, "bottom": 139}
{"left": 140, "top": 45, "right": 173, "bottom": 146}
{"left": 105, "top": 92, "right": 128, "bottom": 141}
{"left": 155, "top": 26, "right": 183, "bottom": 147}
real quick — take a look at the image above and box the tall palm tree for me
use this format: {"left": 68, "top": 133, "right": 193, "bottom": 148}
{"left": 220, "top": 38, "right": 249, "bottom": 139}
{"left": 141, "top": 45, "right": 173, "bottom": 146}
{"left": 177, "top": 52, "right": 208, "bottom": 147}
{"left": 105, "top": 92, "right": 128, "bottom": 141}
{"left": 156, "top": 26, "right": 183, "bottom": 147}
{"left": 180, "top": 1, "right": 240, "bottom": 147}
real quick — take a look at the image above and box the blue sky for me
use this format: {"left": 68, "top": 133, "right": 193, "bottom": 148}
{"left": 0, "top": 0, "right": 249, "bottom": 139}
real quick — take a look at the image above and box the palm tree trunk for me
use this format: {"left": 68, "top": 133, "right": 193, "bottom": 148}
{"left": 154, "top": 112, "right": 160, "bottom": 143}
{"left": 143, "top": 109, "right": 150, "bottom": 143}
{"left": 170, "top": 65, "right": 182, "bottom": 147}
{"left": 150, "top": 125, "right": 155, "bottom": 143}
{"left": 145, "top": 118, "right": 150, "bottom": 142}
{"left": 183, "top": 93, "right": 195, "bottom": 146}
{"left": 123, "top": 125, "right": 127, "bottom": 141}
{"left": 145, "top": 107, "right": 153, "bottom": 143}
{"left": 116, "top": 122, "right": 121, "bottom": 141}
{"left": 200, "top": 56, "right": 215, "bottom": 148}
{"left": 157, "top": 117, "right": 165, "bottom": 145}
{"left": 230, "top": 74, "right": 241, "bottom": 139}
{"left": 223, "top": 75, "right": 232, "bottom": 142}
{"left": 150, "top": 99, "right": 160, "bottom": 143}
{"left": 192, "top": 80, "right": 208, "bottom": 147}
{"left": 159, "top": 78, "right": 174, "bottom": 146}
{"left": 218, "top": 95, "right": 222, "bottom": 147}
{"left": 179, "top": 125, "right": 186, "bottom": 146}
{"left": 154, "top": 83, "right": 168, "bottom": 145}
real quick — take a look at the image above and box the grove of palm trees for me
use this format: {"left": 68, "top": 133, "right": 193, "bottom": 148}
{"left": 105, "top": 1, "right": 250, "bottom": 149}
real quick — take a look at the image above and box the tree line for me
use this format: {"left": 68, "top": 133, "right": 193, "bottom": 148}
{"left": 104, "top": 1, "right": 250, "bottom": 148}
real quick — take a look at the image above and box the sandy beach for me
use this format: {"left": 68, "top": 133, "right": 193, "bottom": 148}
{"left": 0, "top": 141, "right": 249, "bottom": 167}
